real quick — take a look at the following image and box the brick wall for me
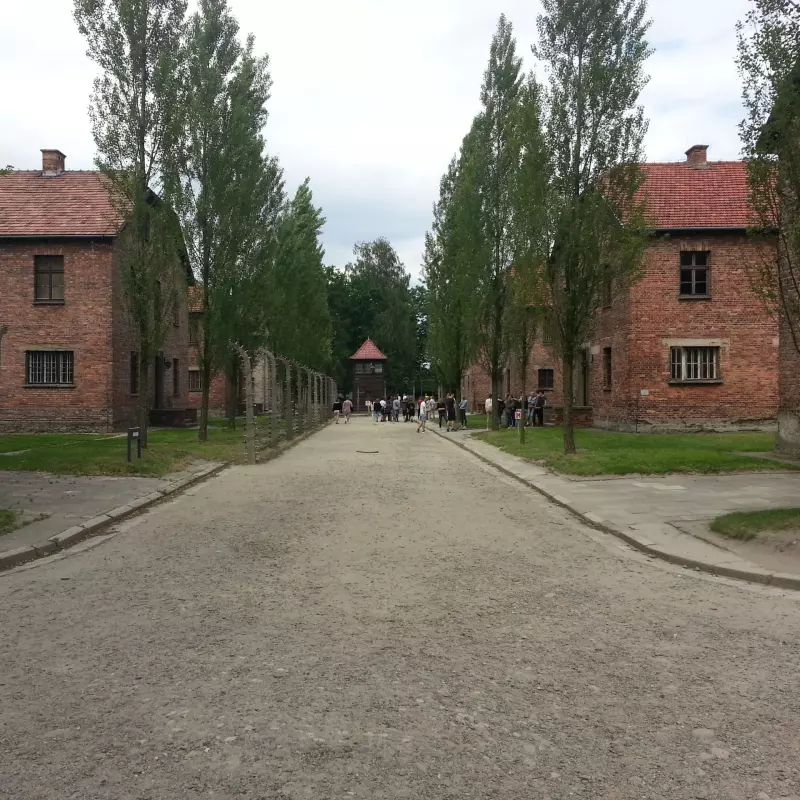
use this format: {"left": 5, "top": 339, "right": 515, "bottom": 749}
{"left": 111, "top": 247, "right": 190, "bottom": 429}
{"left": 778, "top": 311, "right": 800, "bottom": 454}
{"left": 186, "top": 311, "right": 228, "bottom": 417}
{"left": 592, "top": 233, "right": 779, "bottom": 432}
{"left": 0, "top": 239, "right": 115, "bottom": 432}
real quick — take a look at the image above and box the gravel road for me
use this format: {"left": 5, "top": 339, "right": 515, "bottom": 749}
{"left": 1, "top": 419, "right": 799, "bottom": 800}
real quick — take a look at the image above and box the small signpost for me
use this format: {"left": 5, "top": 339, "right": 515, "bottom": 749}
{"left": 515, "top": 410, "right": 522, "bottom": 421}
{"left": 127, "top": 427, "right": 142, "bottom": 462}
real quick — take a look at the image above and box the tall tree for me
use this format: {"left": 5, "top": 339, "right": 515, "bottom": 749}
{"left": 75, "top": 0, "right": 188, "bottom": 445}
{"left": 424, "top": 140, "right": 482, "bottom": 400}
{"left": 737, "top": 0, "right": 800, "bottom": 359}
{"left": 179, "top": 0, "right": 275, "bottom": 439}
{"left": 268, "top": 179, "right": 332, "bottom": 370}
{"left": 534, "top": 0, "right": 651, "bottom": 453}
{"left": 507, "top": 75, "right": 551, "bottom": 444}
{"left": 473, "top": 15, "right": 524, "bottom": 429}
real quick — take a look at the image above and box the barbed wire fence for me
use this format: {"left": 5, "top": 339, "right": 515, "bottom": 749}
{"left": 233, "top": 344, "right": 338, "bottom": 465}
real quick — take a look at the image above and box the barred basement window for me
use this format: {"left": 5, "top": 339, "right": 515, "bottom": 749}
{"left": 680, "top": 251, "right": 710, "bottom": 297}
{"left": 670, "top": 346, "right": 719, "bottom": 381}
{"left": 188, "top": 369, "right": 202, "bottom": 392}
{"left": 537, "top": 368, "right": 554, "bottom": 390}
{"left": 34, "top": 255, "right": 64, "bottom": 303}
{"left": 26, "top": 350, "right": 74, "bottom": 386}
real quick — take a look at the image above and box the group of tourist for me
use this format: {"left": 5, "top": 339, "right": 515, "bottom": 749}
{"left": 332, "top": 394, "right": 470, "bottom": 432}
{"left": 484, "top": 391, "right": 548, "bottom": 428}
{"left": 414, "top": 393, "right": 467, "bottom": 433}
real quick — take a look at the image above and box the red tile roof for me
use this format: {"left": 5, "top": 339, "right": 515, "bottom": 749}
{"left": 637, "top": 161, "right": 752, "bottom": 230}
{"left": 0, "top": 170, "right": 121, "bottom": 237}
{"left": 350, "top": 339, "right": 387, "bottom": 360}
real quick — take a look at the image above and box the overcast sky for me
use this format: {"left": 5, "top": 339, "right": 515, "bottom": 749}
{"left": 1, "top": 0, "right": 751, "bottom": 280}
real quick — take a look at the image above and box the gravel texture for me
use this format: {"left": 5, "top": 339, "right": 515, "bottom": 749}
{"left": 1, "top": 419, "right": 799, "bottom": 800}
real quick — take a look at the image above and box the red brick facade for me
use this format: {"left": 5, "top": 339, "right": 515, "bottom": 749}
{"left": 0, "top": 152, "right": 190, "bottom": 432}
{"left": 462, "top": 147, "right": 781, "bottom": 432}
{"left": 592, "top": 233, "right": 779, "bottom": 432}
{"left": 778, "top": 313, "right": 800, "bottom": 454}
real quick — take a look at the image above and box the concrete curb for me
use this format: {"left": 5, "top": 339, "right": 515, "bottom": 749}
{"left": 430, "top": 428, "right": 800, "bottom": 592}
{"left": 0, "top": 462, "right": 228, "bottom": 572}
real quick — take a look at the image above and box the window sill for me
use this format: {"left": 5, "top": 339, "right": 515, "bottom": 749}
{"left": 189, "top": 389, "right": 203, "bottom": 393}
{"left": 678, "top": 294, "right": 712, "bottom": 301}
{"left": 23, "top": 383, "right": 75, "bottom": 389}
{"left": 33, "top": 300, "right": 65, "bottom": 306}
{"left": 603, "top": 386, "right": 612, "bottom": 392}
{"left": 668, "top": 379, "right": 723, "bottom": 385}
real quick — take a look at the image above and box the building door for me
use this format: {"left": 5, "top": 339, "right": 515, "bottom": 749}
{"left": 154, "top": 353, "right": 164, "bottom": 409}
{"left": 580, "top": 350, "right": 590, "bottom": 406}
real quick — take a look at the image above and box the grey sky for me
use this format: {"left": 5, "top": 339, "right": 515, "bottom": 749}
{"left": 1, "top": 0, "right": 751, "bottom": 279}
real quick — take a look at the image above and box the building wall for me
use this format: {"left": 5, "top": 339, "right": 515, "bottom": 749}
{"left": 0, "top": 238, "right": 115, "bottom": 432}
{"left": 353, "top": 371, "right": 386, "bottom": 412}
{"left": 778, "top": 312, "right": 800, "bottom": 454}
{"left": 111, "top": 247, "right": 191, "bottom": 429}
{"left": 592, "top": 233, "right": 779, "bottom": 432}
{"left": 186, "top": 313, "right": 228, "bottom": 417}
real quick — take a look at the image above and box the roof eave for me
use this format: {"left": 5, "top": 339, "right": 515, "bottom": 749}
{"left": 651, "top": 225, "right": 751, "bottom": 234}
{"left": 0, "top": 233, "right": 118, "bottom": 240}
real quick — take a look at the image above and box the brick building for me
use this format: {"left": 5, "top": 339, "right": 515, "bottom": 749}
{"left": 463, "top": 145, "right": 780, "bottom": 431}
{"left": 350, "top": 339, "right": 387, "bottom": 412}
{"left": 186, "top": 286, "right": 229, "bottom": 417}
{"left": 0, "top": 149, "right": 191, "bottom": 432}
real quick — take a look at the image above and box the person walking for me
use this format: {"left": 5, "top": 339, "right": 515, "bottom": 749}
{"left": 417, "top": 395, "right": 428, "bottom": 433}
{"left": 392, "top": 395, "right": 401, "bottom": 422}
{"left": 436, "top": 396, "right": 447, "bottom": 429}
{"left": 446, "top": 392, "right": 457, "bottom": 432}
{"left": 484, "top": 395, "right": 493, "bottom": 430}
{"left": 333, "top": 398, "right": 342, "bottom": 423}
{"left": 459, "top": 396, "right": 468, "bottom": 428}
{"left": 534, "top": 390, "right": 547, "bottom": 427}
{"left": 342, "top": 397, "right": 353, "bottom": 423}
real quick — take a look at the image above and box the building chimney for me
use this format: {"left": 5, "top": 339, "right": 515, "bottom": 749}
{"left": 685, "top": 144, "right": 709, "bottom": 167}
{"left": 41, "top": 149, "right": 66, "bottom": 176}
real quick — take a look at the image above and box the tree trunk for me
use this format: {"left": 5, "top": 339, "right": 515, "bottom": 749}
{"left": 199, "top": 329, "right": 211, "bottom": 442}
{"left": 137, "top": 345, "right": 150, "bottom": 448}
{"left": 490, "top": 369, "right": 501, "bottom": 431}
{"left": 519, "top": 343, "right": 527, "bottom": 445}
{"left": 562, "top": 352, "right": 576, "bottom": 455}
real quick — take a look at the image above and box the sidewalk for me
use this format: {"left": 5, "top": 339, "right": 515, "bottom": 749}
{"left": 432, "top": 427, "right": 800, "bottom": 590}
{"left": 0, "top": 461, "right": 223, "bottom": 568}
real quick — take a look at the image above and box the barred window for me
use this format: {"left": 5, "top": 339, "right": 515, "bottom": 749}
{"left": 188, "top": 369, "right": 202, "bottom": 392}
{"left": 603, "top": 347, "right": 612, "bottom": 388}
{"left": 670, "top": 346, "right": 719, "bottom": 381}
{"left": 34, "top": 255, "right": 64, "bottom": 302}
{"left": 537, "top": 368, "right": 554, "bottom": 390}
{"left": 173, "top": 359, "right": 179, "bottom": 396}
{"left": 26, "top": 350, "right": 74, "bottom": 385}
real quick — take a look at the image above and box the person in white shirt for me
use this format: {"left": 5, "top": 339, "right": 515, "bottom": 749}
{"left": 485, "top": 395, "right": 493, "bottom": 430}
{"left": 417, "top": 397, "right": 428, "bottom": 432}
{"left": 342, "top": 397, "right": 353, "bottom": 423}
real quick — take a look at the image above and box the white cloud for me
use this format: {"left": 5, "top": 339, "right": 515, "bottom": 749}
{"left": 1, "top": 0, "right": 752, "bottom": 279}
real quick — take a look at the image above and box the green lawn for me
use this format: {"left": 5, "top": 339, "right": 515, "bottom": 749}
{"left": 0, "top": 509, "right": 17, "bottom": 536}
{"left": 0, "top": 425, "right": 252, "bottom": 477}
{"left": 474, "top": 426, "right": 794, "bottom": 476}
{"left": 710, "top": 508, "right": 800, "bottom": 541}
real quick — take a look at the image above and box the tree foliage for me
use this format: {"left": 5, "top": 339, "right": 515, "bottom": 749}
{"left": 737, "top": 0, "right": 800, "bottom": 356}
{"left": 535, "top": 0, "right": 651, "bottom": 452}
{"left": 75, "top": 0, "right": 189, "bottom": 445}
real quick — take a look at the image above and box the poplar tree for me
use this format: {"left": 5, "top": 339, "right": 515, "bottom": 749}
{"left": 473, "top": 15, "right": 524, "bottom": 429}
{"left": 74, "top": 0, "right": 188, "bottom": 445}
{"left": 178, "top": 0, "right": 277, "bottom": 438}
{"left": 737, "top": 0, "right": 800, "bottom": 359}
{"left": 534, "top": 0, "right": 651, "bottom": 454}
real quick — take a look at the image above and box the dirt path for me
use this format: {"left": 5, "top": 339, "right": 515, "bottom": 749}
{"left": 1, "top": 419, "right": 799, "bottom": 800}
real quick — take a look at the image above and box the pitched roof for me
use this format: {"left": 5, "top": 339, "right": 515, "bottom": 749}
{"left": 350, "top": 339, "right": 387, "bottom": 360}
{"left": 0, "top": 170, "right": 120, "bottom": 237}
{"left": 637, "top": 161, "right": 752, "bottom": 230}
